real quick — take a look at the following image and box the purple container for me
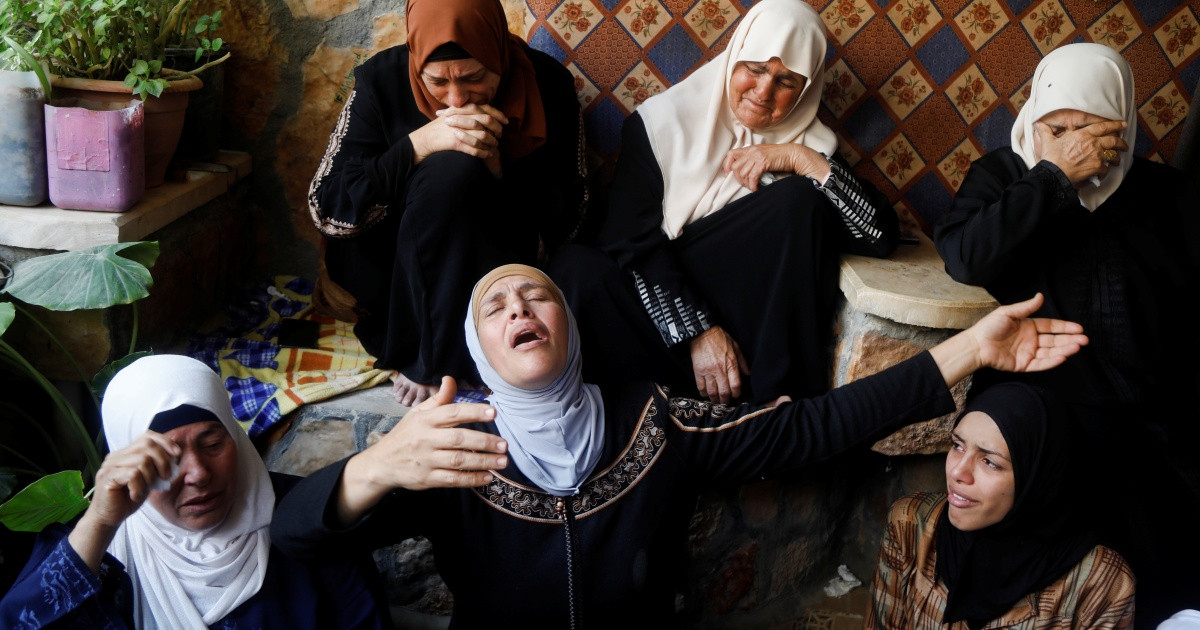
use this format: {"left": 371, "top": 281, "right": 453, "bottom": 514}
{"left": 44, "top": 98, "right": 145, "bottom": 212}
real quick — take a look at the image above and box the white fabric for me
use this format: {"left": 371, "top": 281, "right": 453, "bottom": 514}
{"left": 637, "top": 0, "right": 838, "bottom": 238}
{"left": 1011, "top": 42, "right": 1136, "bottom": 211}
{"left": 101, "top": 355, "right": 274, "bottom": 629}
{"left": 464, "top": 266, "right": 606, "bottom": 497}
{"left": 1159, "top": 610, "right": 1200, "bottom": 630}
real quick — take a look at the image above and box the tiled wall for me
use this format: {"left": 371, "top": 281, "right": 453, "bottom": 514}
{"left": 524, "top": 0, "right": 1200, "bottom": 231}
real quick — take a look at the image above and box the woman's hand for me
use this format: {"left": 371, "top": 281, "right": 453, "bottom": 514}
{"left": 930, "top": 293, "right": 1088, "bottom": 387}
{"left": 409, "top": 104, "right": 509, "bottom": 170}
{"left": 723, "top": 143, "right": 831, "bottom": 191}
{"left": 689, "top": 326, "right": 750, "bottom": 404}
{"left": 336, "top": 377, "right": 508, "bottom": 525}
{"left": 1033, "top": 119, "right": 1127, "bottom": 187}
{"left": 69, "top": 432, "right": 182, "bottom": 574}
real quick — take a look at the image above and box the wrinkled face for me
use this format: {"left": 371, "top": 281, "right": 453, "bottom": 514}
{"left": 945, "top": 411, "right": 1016, "bottom": 532}
{"left": 148, "top": 420, "right": 238, "bottom": 531}
{"left": 476, "top": 274, "right": 569, "bottom": 390}
{"left": 1033, "top": 108, "right": 1112, "bottom": 160}
{"left": 421, "top": 57, "right": 502, "bottom": 109}
{"left": 727, "top": 57, "right": 807, "bottom": 130}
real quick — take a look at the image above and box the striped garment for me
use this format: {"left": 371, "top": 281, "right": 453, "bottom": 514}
{"left": 865, "top": 493, "right": 1135, "bottom": 630}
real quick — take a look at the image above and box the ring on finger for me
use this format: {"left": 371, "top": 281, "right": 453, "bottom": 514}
{"left": 1101, "top": 148, "right": 1117, "bottom": 165}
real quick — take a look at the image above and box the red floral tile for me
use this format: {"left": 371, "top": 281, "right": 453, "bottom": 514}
{"left": 955, "top": 0, "right": 1010, "bottom": 50}
{"left": 1139, "top": 81, "right": 1189, "bottom": 140}
{"left": 882, "top": 61, "right": 933, "bottom": 120}
{"left": 684, "top": 0, "right": 739, "bottom": 48}
{"left": 1154, "top": 6, "right": 1200, "bottom": 67}
{"left": 1020, "top": 0, "right": 1075, "bottom": 55}
{"left": 937, "top": 138, "right": 983, "bottom": 191}
{"left": 822, "top": 0, "right": 875, "bottom": 45}
{"left": 1088, "top": 2, "right": 1141, "bottom": 53}
{"left": 821, "top": 58, "right": 866, "bottom": 118}
{"left": 614, "top": 61, "right": 667, "bottom": 114}
{"left": 872, "top": 133, "right": 925, "bottom": 189}
{"left": 616, "top": 0, "right": 671, "bottom": 46}
{"left": 549, "top": 0, "right": 604, "bottom": 48}
{"left": 888, "top": 0, "right": 942, "bottom": 46}
{"left": 945, "top": 64, "right": 998, "bottom": 124}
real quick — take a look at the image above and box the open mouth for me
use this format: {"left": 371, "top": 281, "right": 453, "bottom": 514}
{"left": 512, "top": 328, "right": 544, "bottom": 348}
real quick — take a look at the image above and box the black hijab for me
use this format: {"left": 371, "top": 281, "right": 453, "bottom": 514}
{"left": 936, "top": 382, "right": 1098, "bottom": 629}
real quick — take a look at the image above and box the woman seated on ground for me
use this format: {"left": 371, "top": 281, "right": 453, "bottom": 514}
{"left": 866, "top": 382, "right": 1135, "bottom": 629}
{"left": 269, "top": 264, "right": 1085, "bottom": 626}
{"left": 0, "top": 355, "right": 388, "bottom": 629}
{"left": 309, "top": 0, "right": 586, "bottom": 407}
{"left": 567, "top": 0, "right": 897, "bottom": 404}
{"left": 933, "top": 42, "right": 1200, "bottom": 623}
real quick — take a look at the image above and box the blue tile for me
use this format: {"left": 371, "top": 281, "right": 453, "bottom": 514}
{"left": 873, "top": 0, "right": 889, "bottom": 7}
{"left": 529, "top": 26, "right": 569, "bottom": 63}
{"left": 1005, "top": 0, "right": 1037, "bottom": 15}
{"left": 843, "top": 100, "right": 895, "bottom": 152}
{"left": 1179, "top": 56, "right": 1200, "bottom": 98}
{"left": 597, "top": 0, "right": 623, "bottom": 11}
{"left": 587, "top": 99, "right": 628, "bottom": 156}
{"left": 647, "top": 25, "right": 704, "bottom": 84}
{"left": 975, "top": 105, "right": 1016, "bottom": 153}
{"left": 1136, "top": 1, "right": 1181, "bottom": 29}
{"left": 1133, "top": 124, "right": 1153, "bottom": 157}
{"left": 916, "top": 26, "right": 970, "bottom": 86}
{"left": 906, "top": 171, "right": 954, "bottom": 228}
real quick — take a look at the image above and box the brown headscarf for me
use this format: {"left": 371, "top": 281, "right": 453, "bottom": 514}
{"left": 406, "top": 0, "right": 547, "bottom": 158}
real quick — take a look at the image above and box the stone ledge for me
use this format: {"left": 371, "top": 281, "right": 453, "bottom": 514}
{"left": 0, "top": 150, "right": 252, "bottom": 251}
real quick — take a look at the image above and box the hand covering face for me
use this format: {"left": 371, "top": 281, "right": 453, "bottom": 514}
{"left": 1011, "top": 42, "right": 1136, "bottom": 211}
{"left": 101, "top": 355, "right": 274, "bottom": 629}
{"left": 636, "top": 0, "right": 838, "bottom": 238}
{"left": 936, "top": 382, "right": 1098, "bottom": 629}
{"left": 406, "top": 0, "right": 547, "bottom": 158}
{"left": 464, "top": 264, "right": 606, "bottom": 496}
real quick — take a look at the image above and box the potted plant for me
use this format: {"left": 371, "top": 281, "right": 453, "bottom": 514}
{"left": 0, "top": 0, "right": 230, "bottom": 189}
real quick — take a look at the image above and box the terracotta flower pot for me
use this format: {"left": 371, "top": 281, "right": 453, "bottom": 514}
{"left": 50, "top": 72, "right": 203, "bottom": 188}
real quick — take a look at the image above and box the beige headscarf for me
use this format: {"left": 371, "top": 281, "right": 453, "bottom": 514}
{"left": 1011, "top": 43, "right": 1136, "bottom": 211}
{"left": 637, "top": 0, "right": 838, "bottom": 238}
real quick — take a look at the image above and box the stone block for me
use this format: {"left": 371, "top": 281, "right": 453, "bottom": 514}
{"left": 268, "top": 417, "right": 357, "bottom": 476}
{"left": 282, "top": 0, "right": 360, "bottom": 21}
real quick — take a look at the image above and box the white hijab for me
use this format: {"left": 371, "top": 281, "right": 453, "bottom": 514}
{"left": 464, "top": 265, "right": 605, "bottom": 497}
{"left": 637, "top": 0, "right": 838, "bottom": 238}
{"left": 101, "top": 355, "right": 274, "bottom": 629}
{"left": 1011, "top": 43, "right": 1136, "bottom": 211}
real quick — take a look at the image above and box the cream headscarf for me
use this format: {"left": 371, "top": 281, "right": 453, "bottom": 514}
{"left": 637, "top": 0, "right": 838, "bottom": 238}
{"left": 101, "top": 355, "right": 274, "bottom": 629}
{"left": 1011, "top": 43, "right": 1136, "bottom": 211}
{"left": 464, "top": 264, "right": 606, "bottom": 497}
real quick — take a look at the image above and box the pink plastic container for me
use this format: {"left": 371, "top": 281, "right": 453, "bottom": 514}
{"left": 44, "top": 98, "right": 145, "bottom": 212}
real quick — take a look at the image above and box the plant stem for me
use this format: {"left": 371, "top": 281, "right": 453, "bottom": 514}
{"left": 128, "top": 303, "right": 139, "bottom": 356}
{"left": 0, "top": 443, "right": 47, "bottom": 475}
{"left": 167, "top": 51, "right": 230, "bottom": 79}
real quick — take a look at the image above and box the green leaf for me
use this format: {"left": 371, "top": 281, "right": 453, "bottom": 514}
{"left": 123, "top": 72, "right": 138, "bottom": 88}
{"left": 1, "top": 36, "right": 52, "bottom": 99}
{"left": 145, "top": 78, "right": 165, "bottom": 98}
{"left": 211, "top": 37, "right": 222, "bottom": 51}
{"left": 4, "top": 242, "right": 159, "bottom": 311}
{"left": 90, "top": 350, "right": 153, "bottom": 400}
{"left": 0, "top": 469, "right": 16, "bottom": 502}
{"left": 133, "top": 58, "right": 148, "bottom": 75}
{"left": 0, "top": 470, "right": 89, "bottom": 532}
{"left": 148, "top": 59, "right": 161, "bottom": 74}
{"left": 0, "top": 302, "right": 13, "bottom": 336}
{"left": 194, "top": 47, "right": 202, "bottom": 63}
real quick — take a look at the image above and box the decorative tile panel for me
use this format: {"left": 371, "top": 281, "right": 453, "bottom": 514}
{"left": 946, "top": 64, "right": 998, "bottom": 124}
{"left": 616, "top": 0, "right": 671, "bottom": 46}
{"left": 822, "top": 0, "right": 874, "bottom": 45}
{"left": 1020, "top": 0, "right": 1075, "bottom": 55}
{"left": 1154, "top": 7, "right": 1200, "bottom": 67}
{"left": 1139, "top": 81, "right": 1189, "bottom": 140}
{"left": 888, "top": 0, "right": 942, "bottom": 46}
{"left": 549, "top": 0, "right": 604, "bottom": 46}
{"left": 614, "top": 61, "right": 668, "bottom": 113}
{"left": 882, "top": 61, "right": 933, "bottom": 120}
{"left": 1088, "top": 2, "right": 1141, "bottom": 53}
{"left": 568, "top": 62, "right": 602, "bottom": 107}
{"left": 955, "top": 0, "right": 1010, "bottom": 50}
{"left": 685, "top": 0, "right": 739, "bottom": 47}
{"left": 1010, "top": 78, "right": 1033, "bottom": 113}
{"left": 937, "top": 138, "right": 983, "bottom": 191}
{"left": 821, "top": 58, "right": 866, "bottom": 118}
{"left": 872, "top": 133, "right": 925, "bottom": 189}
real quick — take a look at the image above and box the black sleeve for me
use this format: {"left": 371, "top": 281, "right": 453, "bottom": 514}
{"left": 933, "top": 149, "right": 1077, "bottom": 286}
{"left": 270, "top": 457, "right": 429, "bottom": 562}
{"left": 815, "top": 155, "right": 899, "bottom": 257}
{"left": 597, "top": 112, "right": 716, "bottom": 347}
{"left": 669, "top": 352, "right": 955, "bottom": 484}
{"left": 308, "top": 48, "right": 422, "bottom": 238}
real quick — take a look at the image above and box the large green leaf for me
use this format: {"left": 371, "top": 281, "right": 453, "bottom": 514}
{"left": 90, "top": 350, "right": 154, "bottom": 399}
{"left": 3, "top": 242, "right": 159, "bottom": 311}
{"left": 0, "top": 470, "right": 89, "bottom": 532}
{"left": 0, "top": 302, "right": 13, "bottom": 336}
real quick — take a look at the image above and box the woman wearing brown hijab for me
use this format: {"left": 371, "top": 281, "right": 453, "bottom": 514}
{"left": 309, "top": 0, "right": 587, "bottom": 406}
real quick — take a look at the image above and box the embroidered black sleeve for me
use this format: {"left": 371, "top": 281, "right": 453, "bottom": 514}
{"left": 632, "top": 270, "right": 712, "bottom": 346}
{"left": 308, "top": 89, "right": 389, "bottom": 238}
{"left": 812, "top": 157, "right": 885, "bottom": 246}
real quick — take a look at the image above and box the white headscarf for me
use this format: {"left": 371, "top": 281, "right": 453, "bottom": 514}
{"left": 637, "top": 0, "right": 838, "bottom": 238}
{"left": 1011, "top": 43, "right": 1136, "bottom": 211}
{"left": 464, "top": 264, "right": 605, "bottom": 497}
{"left": 101, "top": 354, "right": 274, "bottom": 629}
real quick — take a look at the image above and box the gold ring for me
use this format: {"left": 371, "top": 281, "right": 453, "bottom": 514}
{"left": 1101, "top": 149, "right": 1117, "bottom": 164}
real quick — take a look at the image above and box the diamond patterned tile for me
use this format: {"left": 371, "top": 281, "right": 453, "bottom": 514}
{"left": 684, "top": 0, "right": 740, "bottom": 47}
{"left": 872, "top": 133, "right": 926, "bottom": 189}
{"left": 887, "top": 0, "right": 943, "bottom": 46}
{"left": 836, "top": 140, "right": 862, "bottom": 167}
{"left": 647, "top": 24, "right": 704, "bottom": 83}
{"left": 1139, "top": 81, "right": 1189, "bottom": 140}
{"left": 938, "top": 138, "right": 983, "bottom": 190}
{"left": 955, "top": 0, "right": 1010, "bottom": 50}
{"left": 882, "top": 61, "right": 934, "bottom": 120}
{"left": 822, "top": 0, "right": 876, "bottom": 46}
{"left": 1088, "top": 1, "right": 1142, "bottom": 52}
{"left": 945, "top": 64, "right": 998, "bottom": 124}
{"left": 568, "top": 61, "right": 602, "bottom": 109}
{"left": 549, "top": 0, "right": 604, "bottom": 47}
{"left": 1154, "top": 6, "right": 1200, "bottom": 67}
{"left": 1020, "top": 0, "right": 1075, "bottom": 55}
{"left": 821, "top": 58, "right": 867, "bottom": 118}
{"left": 1010, "top": 77, "right": 1033, "bottom": 113}
{"left": 616, "top": 0, "right": 671, "bottom": 46}
{"left": 614, "top": 61, "right": 669, "bottom": 113}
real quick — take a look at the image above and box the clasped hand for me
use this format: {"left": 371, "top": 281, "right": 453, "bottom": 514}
{"left": 1034, "top": 119, "right": 1127, "bottom": 187}
{"left": 409, "top": 104, "right": 508, "bottom": 176}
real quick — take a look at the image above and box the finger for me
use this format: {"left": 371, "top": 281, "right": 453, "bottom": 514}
{"left": 433, "top": 448, "right": 508, "bottom": 472}
{"left": 726, "top": 366, "right": 741, "bottom": 401}
{"left": 1085, "top": 120, "right": 1127, "bottom": 137}
{"left": 440, "top": 426, "right": 508, "bottom": 454}
{"left": 695, "top": 370, "right": 709, "bottom": 399}
{"left": 425, "top": 469, "right": 495, "bottom": 489}
{"left": 142, "top": 431, "right": 182, "bottom": 458}
{"left": 704, "top": 374, "right": 719, "bottom": 402}
{"left": 1031, "top": 316, "right": 1086, "bottom": 335}
{"left": 723, "top": 151, "right": 736, "bottom": 174}
{"left": 425, "top": 401, "right": 498, "bottom": 428}
{"left": 1000, "top": 292, "right": 1045, "bottom": 320}
{"left": 415, "top": 376, "right": 457, "bottom": 411}
{"left": 478, "top": 103, "right": 509, "bottom": 125}
{"left": 714, "top": 372, "right": 732, "bottom": 404}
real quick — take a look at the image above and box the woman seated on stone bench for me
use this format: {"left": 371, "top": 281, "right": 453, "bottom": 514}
{"left": 269, "top": 263, "right": 1085, "bottom": 627}
{"left": 0, "top": 355, "right": 388, "bottom": 629}
{"left": 564, "top": 0, "right": 898, "bottom": 405}
{"left": 865, "top": 382, "right": 1134, "bottom": 629}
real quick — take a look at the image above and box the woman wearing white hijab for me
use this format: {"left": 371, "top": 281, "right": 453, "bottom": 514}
{"left": 569, "top": 0, "right": 898, "bottom": 407}
{"left": 271, "top": 263, "right": 1089, "bottom": 627}
{"left": 934, "top": 43, "right": 1200, "bottom": 625}
{"left": 0, "top": 355, "right": 388, "bottom": 629}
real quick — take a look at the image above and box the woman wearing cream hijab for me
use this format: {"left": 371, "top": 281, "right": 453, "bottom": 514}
{"left": 934, "top": 43, "right": 1200, "bottom": 625}
{"left": 570, "top": 0, "right": 898, "bottom": 407}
